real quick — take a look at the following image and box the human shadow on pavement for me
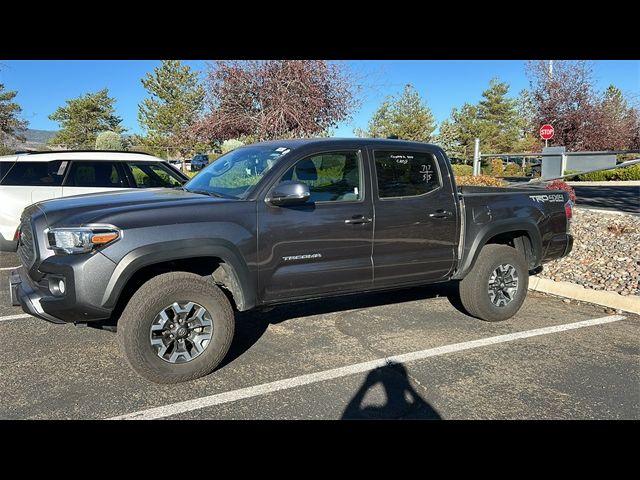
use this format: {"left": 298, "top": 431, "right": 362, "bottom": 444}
{"left": 342, "top": 363, "right": 441, "bottom": 419}
{"left": 218, "top": 282, "right": 467, "bottom": 370}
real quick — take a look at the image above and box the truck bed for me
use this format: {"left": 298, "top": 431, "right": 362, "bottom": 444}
{"left": 454, "top": 184, "right": 571, "bottom": 279}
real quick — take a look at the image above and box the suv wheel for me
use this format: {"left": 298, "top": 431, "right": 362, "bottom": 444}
{"left": 458, "top": 244, "right": 529, "bottom": 322}
{"left": 117, "top": 272, "right": 234, "bottom": 383}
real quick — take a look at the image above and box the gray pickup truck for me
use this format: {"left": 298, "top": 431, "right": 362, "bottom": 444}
{"left": 9, "top": 138, "right": 573, "bottom": 383}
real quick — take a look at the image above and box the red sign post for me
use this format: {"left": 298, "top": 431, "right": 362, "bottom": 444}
{"left": 540, "top": 124, "right": 554, "bottom": 147}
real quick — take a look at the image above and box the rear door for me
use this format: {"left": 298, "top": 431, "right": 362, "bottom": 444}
{"left": 62, "top": 160, "right": 131, "bottom": 196}
{"left": 369, "top": 147, "right": 458, "bottom": 286}
{"left": 0, "top": 160, "right": 65, "bottom": 243}
{"left": 257, "top": 149, "right": 374, "bottom": 302}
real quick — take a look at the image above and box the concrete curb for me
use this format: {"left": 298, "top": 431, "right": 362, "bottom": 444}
{"left": 529, "top": 276, "right": 640, "bottom": 315}
{"left": 575, "top": 207, "right": 639, "bottom": 216}
{"left": 567, "top": 181, "right": 640, "bottom": 186}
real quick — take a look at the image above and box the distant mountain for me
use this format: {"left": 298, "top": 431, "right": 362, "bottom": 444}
{"left": 21, "top": 129, "right": 57, "bottom": 143}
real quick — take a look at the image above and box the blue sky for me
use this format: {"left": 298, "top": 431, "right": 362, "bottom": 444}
{"left": 1, "top": 60, "right": 638, "bottom": 137}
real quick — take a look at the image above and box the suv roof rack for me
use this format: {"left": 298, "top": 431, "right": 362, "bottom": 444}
{"left": 18, "top": 150, "right": 154, "bottom": 156}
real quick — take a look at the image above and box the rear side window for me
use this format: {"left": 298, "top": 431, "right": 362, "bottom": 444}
{"left": 65, "top": 161, "right": 128, "bottom": 188}
{"left": 374, "top": 151, "right": 440, "bottom": 198}
{"left": 0, "top": 161, "right": 66, "bottom": 186}
{"left": 127, "top": 162, "right": 185, "bottom": 187}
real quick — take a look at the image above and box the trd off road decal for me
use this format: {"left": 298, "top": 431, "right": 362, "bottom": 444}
{"left": 529, "top": 194, "right": 564, "bottom": 203}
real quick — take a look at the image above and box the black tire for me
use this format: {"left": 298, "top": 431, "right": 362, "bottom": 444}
{"left": 458, "top": 244, "right": 529, "bottom": 322}
{"left": 117, "top": 272, "right": 234, "bottom": 384}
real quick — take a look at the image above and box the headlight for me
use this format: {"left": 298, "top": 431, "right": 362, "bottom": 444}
{"left": 45, "top": 225, "right": 121, "bottom": 254}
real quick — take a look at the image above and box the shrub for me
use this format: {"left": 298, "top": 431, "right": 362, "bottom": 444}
{"left": 546, "top": 179, "right": 576, "bottom": 204}
{"left": 221, "top": 139, "right": 244, "bottom": 154}
{"left": 95, "top": 131, "right": 123, "bottom": 150}
{"left": 0, "top": 144, "right": 14, "bottom": 156}
{"left": 207, "top": 153, "right": 221, "bottom": 164}
{"left": 577, "top": 169, "right": 614, "bottom": 181}
{"left": 490, "top": 158, "right": 504, "bottom": 177}
{"left": 613, "top": 163, "right": 640, "bottom": 181}
{"left": 451, "top": 164, "right": 473, "bottom": 176}
{"left": 455, "top": 175, "right": 506, "bottom": 187}
{"left": 575, "top": 164, "right": 640, "bottom": 182}
{"left": 504, "top": 163, "right": 523, "bottom": 176}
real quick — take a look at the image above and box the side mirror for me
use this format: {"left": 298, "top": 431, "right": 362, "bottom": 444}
{"left": 268, "top": 181, "right": 311, "bottom": 206}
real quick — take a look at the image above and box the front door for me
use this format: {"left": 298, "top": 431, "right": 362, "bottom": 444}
{"left": 258, "top": 149, "right": 374, "bottom": 302}
{"left": 370, "top": 147, "right": 458, "bottom": 287}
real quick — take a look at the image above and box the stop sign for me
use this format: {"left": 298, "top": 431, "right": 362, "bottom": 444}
{"left": 540, "top": 124, "right": 555, "bottom": 140}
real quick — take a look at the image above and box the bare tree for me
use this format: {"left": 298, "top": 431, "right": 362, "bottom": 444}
{"left": 194, "top": 60, "right": 360, "bottom": 142}
{"left": 526, "top": 60, "right": 640, "bottom": 151}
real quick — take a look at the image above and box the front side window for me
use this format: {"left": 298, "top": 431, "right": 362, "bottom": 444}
{"left": 0, "top": 160, "right": 66, "bottom": 186}
{"left": 185, "top": 145, "right": 292, "bottom": 199}
{"left": 127, "top": 162, "right": 185, "bottom": 187}
{"left": 374, "top": 151, "right": 440, "bottom": 198}
{"left": 280, "top": 151, "right": 362, "bottom": 203}
{"left": 65, "top": 161, "right": 127, "bottom": 188}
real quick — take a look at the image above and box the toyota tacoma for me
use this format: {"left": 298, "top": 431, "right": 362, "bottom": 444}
{"left": 9, "top": 139, "right": 573, "bottom": 383}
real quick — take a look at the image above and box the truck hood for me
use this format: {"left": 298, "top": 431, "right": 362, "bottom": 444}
{"left": 36, "top": 188, "right": 232, "bottom": 228}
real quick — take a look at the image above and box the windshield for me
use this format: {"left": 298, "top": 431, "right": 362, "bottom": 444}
{"left": 184, "top": 145, "right": 291, "bottom": 199}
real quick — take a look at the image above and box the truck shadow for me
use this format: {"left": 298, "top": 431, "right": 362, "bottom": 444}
{"left": 342, "top": 362, "right": 441, "bottom": 419}
{"left": 219, "top": 281, "right": 467, "bottom": 370}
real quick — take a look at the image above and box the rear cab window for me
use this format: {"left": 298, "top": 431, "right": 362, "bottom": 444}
{"left": 0, "top": 160, "right": 67, "bottom": 186}
{"left": 373, "top": 150, "right": 441, "bottom": 198}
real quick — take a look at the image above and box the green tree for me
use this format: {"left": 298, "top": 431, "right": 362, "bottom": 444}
{"left": 138, "top": 60, "right": 205, "bottom": 159}
{"left": 515, "top": 89, "right": 539, "bottom": 152}
{"left": 477, "top": 79, "right": 521, "bottom": 153}
{"left": 435, "top": 103, "right": 482, "bottom": 161}
{"left": 0, "top": 82, "right": 28, "bottom": 147}
{"left": 436, "top": 79, "right": 530, "bottom": 160}
{"left": 49, "top": 89, "right": 123, "bottom": 148}
{"left": 356, "top": 84, "right": 435, "bottom": 141}
{"left": 95, "top": 131, "right": 123, "bottom": 150}
{"left": 435, "top": 118, "right": 469, "bottom": 161}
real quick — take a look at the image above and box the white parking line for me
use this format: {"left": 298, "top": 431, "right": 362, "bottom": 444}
{"left": 109, "top": 315, "right": 626, "bottom": 420}
{"left": 0, "top": 267, "right": 19, "bottom": 271}
{"left": 0, "top": 313, "right": 32, "bottom": 322}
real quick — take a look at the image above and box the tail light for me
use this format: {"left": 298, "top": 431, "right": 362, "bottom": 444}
{"left": 565, "top": 200, "right": 573, "bottom": 231}
{"left": 13, "top": 227, "right": 20, "bottom": 242}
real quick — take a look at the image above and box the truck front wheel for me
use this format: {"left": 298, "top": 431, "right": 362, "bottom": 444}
{"left": 458, "top": 244, "right": 529, "bottom": 322}
{"left": 117, "top": 272, "right": 235, "bottom": 384}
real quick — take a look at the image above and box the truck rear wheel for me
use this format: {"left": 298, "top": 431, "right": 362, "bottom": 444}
{"left": 458, "top": 244, "right": 529, "bottom": 322}
{"left": 117, "top": 272, "right": 234, "bottom": 384}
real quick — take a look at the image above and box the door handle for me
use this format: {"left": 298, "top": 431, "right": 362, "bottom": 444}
{"left": 345, "top": 215, "right": 372, "bottom": 225}
{"left": 428, "top": 210, "right": 453, "bottom": 219}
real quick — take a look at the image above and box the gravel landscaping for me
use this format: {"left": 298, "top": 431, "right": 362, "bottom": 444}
{"left": 537, "top": 209, "right": 640, "bottom": 296}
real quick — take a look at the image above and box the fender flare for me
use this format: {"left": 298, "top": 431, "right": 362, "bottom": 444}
{"left": 453, "top": 220, "right": 542, "bottom": 280}
{"left": 101, "top": 238, "right": 255, "bottom": 311}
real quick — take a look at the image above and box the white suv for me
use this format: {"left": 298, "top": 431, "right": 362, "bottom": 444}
{"left": 0, "top": 151, "right": 189, "bottom": 251}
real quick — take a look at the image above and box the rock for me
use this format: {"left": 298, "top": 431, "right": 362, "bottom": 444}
{"left": 536, "top": 209, "right": 639, "bottom": 297}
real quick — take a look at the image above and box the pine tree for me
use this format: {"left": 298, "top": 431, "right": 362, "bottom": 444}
{"left": 356, "top": 84, "right": 435, "bottom": 141}
{"left": 138, "top": 60, "right": 205, "bottom": 158}
{"left": 49, "top": 89, "right": 123, "bottom": 148}
{"left": 477, "top": 79, "right": 521, "bottom": 153}
{"left": 0, "top": 82, "right": 28, "bottom": 146}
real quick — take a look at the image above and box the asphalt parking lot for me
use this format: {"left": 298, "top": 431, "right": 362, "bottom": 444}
{"left": 1, "top": 251, "right": 638, "bottom": 420}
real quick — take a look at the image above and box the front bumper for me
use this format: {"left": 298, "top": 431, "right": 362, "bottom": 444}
{"left": 9, "top": 267, "right": 65, "bottom": 324}
{"left": 9, "top": 257, "right": 115, "bottom": 324}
